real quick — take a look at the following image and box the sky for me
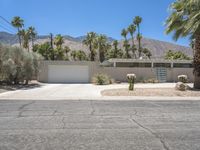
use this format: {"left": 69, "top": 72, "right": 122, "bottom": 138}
{"left": 0, "top": 0, "right": 190, "bottom": 46}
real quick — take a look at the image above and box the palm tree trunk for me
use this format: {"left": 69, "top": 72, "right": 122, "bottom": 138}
{"left": 89, "top": 44, "right": 95, "bottom": 61}
{"left": 194, "top": 34, "right": 200, "bottom": 89}
{"left": 18, "top": 28, "right": 22, "bottom": 47}
{"left": 32, "top": 38, "right": 34, "bottom": 49}
{"left": 131, "top": 35, "right": 136, "bottom": 58}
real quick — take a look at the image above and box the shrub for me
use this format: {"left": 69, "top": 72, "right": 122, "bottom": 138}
{"left": 0, "top": 44, "right": 43, "bottom": 84}
{"left": 143, "top": 78, "right": 159, "bottom": 83}
{"left": 178, "top": 75, "right": 188, "bottom": 83}
{"left": 92, "top": 73, "right": 113, "bottom": 85}
{"left": 127, "top": 74, "right": 136, "bottom": 91}
{"left": 175, "top": 82, "right": 187, "bottom": 91}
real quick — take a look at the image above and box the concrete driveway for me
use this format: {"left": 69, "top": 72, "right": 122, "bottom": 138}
{"left": 0, "top": 83, "right": 197, "bottom": 100}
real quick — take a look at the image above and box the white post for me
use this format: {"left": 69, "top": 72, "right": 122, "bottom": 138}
{"left": 113, "top": 62, "right": 116, "bottom": 67}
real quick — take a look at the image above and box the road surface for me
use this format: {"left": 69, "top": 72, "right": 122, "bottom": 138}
{"left": 0, "top": 100, "right": 200, "bottom": 150}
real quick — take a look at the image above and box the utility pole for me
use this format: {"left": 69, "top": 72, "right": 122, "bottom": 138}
{"left": 50, "top": 33, "right": 53, "bottom": 49}
{"left": 49, "top": 33, "right": 54, "bottom": 60}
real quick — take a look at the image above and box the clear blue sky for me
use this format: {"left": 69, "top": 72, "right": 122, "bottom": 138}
{"left": 0, "top": 0, "right": 189, "bottom": 46}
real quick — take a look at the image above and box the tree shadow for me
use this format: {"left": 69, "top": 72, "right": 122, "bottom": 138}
{"left": 0, "top": 83, "right": 43, "bottom": 91}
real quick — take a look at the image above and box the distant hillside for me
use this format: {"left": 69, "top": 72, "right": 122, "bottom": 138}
{"left": 0, "top": 31, "right": 193, "bottom": 58}
{"left": 118, "top": 38, "right": 193, "bottom": 59}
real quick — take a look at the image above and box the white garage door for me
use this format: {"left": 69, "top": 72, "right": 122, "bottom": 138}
{"left": 48, "top": 65, "right": 89, "bottom": 83}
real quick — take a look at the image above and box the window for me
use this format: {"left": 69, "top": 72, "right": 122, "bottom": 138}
{"left": 116, "top": 62, "right": 151, "bottom": 68}
{"left": 154, "top": 63, "right": 171, "bottom": 68}
{"left": 173, "top": 63, "right": 193, "bottom": 68}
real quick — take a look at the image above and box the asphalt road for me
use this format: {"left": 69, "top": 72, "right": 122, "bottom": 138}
{"left": 0, "top": 100, "right": 200, "bottom": 150}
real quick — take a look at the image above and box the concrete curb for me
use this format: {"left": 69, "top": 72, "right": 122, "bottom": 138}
{"left": 0, "top": 96, "right": 200, "bottom": 101}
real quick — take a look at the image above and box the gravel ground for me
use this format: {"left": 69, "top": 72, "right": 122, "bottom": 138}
{"left": 101, "top": 88, "right": 200, "bottom": 97}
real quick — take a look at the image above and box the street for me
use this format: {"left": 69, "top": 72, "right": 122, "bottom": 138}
{"left": 0, "top": 100, "right": 200, "bottom": 150}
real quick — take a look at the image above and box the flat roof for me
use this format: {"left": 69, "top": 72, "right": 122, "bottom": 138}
{"left": 107, "top": 59, "right": 192, "bottom": 64}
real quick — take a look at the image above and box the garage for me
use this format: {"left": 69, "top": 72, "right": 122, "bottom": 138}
{"left": 48, "top": 65, "right": 89, "bottom": 83}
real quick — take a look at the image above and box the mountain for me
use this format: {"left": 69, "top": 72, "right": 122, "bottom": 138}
{"left": 118, "top": 38, "right": 193, "bottom": 59}
{"left": 0, "top": 31, "right": 193, "bottom": 58}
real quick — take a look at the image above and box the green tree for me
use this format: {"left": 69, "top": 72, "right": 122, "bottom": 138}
{"left": 33, "top": 42, "right": 52, "bottom": 60}
{"left": 128, "top": 24, "right": 137, "bottom": 58}
{"left": 20, "top": 29, "right": 30, "bottom": 51}
{"left": 165, "top": 0, "right": 200, "bottom": 88}
{"left": 28, "top": 26, "right": 37, "bottom": 49}
{"left": 165, "top": 50, "right": 191, "bottom": 60}
{"left": 121, "top": 29, "right": 130, "bottom": 58}
{"left": 134, "top": 16, "right": 142, "bottom": 57}
{"left": 123, "top": 40, "right": 131, "bottom": 58}
{"left": 83, "top": 32, "right": 97, "bottom": 61}
{"left": 96, "top": 34, "right": 108, "bottom": 62}
{"left": 121, "top": 29, "right": 128, "bottom": 40}
{"left": 142, "top": 48, "right": 152, "bottom": 59}
{"left": 71, "top": 51, "right": 77, "bottom": 60}
{"left": 54, "top": 34, "right": 64, "bottom": 49}
{"left": 11, "top": 16, "right": 24, "bottom": 47}
{"left": 113, "top": 40, "right": 119, "bottom": 58}
{"left": 76, "top": 50, "right": 88, "bottom": 61}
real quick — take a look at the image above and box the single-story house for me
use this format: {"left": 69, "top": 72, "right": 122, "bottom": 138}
{"left": 38, "top": 59, "right": 193, "bottom": 83}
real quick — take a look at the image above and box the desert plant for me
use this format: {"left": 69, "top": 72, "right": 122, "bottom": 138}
{"left": 175, "top": 82, "right": 187, "bottom": 91}
{"left": 127, "top": 74, "right": 136, "bottom": 91}
{"left": 0, "top": 44, "right": 42, "bottom": 84}
{"left": 92, "top": 73, "right": 112, "bottom": 85}
{"left": 178, "top": 75, "right": 188, "bottom": 83}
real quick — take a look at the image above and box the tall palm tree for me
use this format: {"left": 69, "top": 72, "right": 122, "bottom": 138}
{"left": 28, "top": 26, "right": 37, "bottom": 48}
{"left": 121, "top": 29, "right": 128, "bottom": 40}
{"left": 113, "top": 40, "right": 119, "bottom": 58}
{"left": 83, "top": 32, "right": 97, "bottom": 61}
{"left": 128, "top": 24, "right": 136, "bottom": 45}
{"left": 20, "top": 29, "right": 30, "bottom": 51}
{"left": 11, "top": 16, "right": 24, "bottom": 47}
{"left": 121, "top": 29, "right": 130, "bottom": 58}
{"left": 134, "top": 16, "right": 142, "bottom": 57}
{"left": 54, "top": 34, "right": 64, "bottom": 49}
{"left": 128, "top": 24, "right": 137, "bottom": 58}
{"left": 97, "top": 34, "right": 107, "bottom": 62}
{"left": 165, "top": 0, "right": 200, "bottom": 89}
{"left": 123, "top": 40, "right": 131, "bottom": 58}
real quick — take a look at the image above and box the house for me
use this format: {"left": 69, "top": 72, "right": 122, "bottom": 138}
{"left": 38, "top": 59, "right": 193, "bottom": 83}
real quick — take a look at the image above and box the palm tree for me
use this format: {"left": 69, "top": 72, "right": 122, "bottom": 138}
{"left": 54, "top": 34, "right": 64, "bottom": 49}
{"left": 19, "top": 29, "right": 30, "bottom": 51}
{"left": 71, "top": 51, "right": 77, "bottom": 61}
{"left": 83, "top": 32, "right": 97, "bottom": 61}
{"left": 165, "top": 0, "right": 200, "bottom": 89}
{"left": 121, "top": 29, "right": 128, "bottom": 40}
{"left": 134, "top": 16, "right": 142, "bottom": 57}
{"left": 128, "top": 24, "right": 137, "bottom": 58}
{"left": 97, "top": 34, "right": 107, "bottom": 62}
{"left": 28, "top": 26, "right": 37, "bottom": 48}
{"left": 113, "top": 40, "right": 119, "bottom": 58}
{"left": 123, "top": 40, "right": 131, "bottom": 58}
{"left": 11, "top": 16, "right": 24, "bottom": 47}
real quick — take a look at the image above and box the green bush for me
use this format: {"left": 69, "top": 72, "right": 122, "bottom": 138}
{"left": 0, "top": 44, "right": 42, "bottom": 84}
{"left": 127, "top": 74, "right": 136, "bottom": 91}
{"left": 143, "top": 78, "right": 159, "bottom": 83}
{"left": 92, "top": 73, "right": 113, "bottom": 85}
{"left": 178, "top": 75, "right": 188, "bottom": 83}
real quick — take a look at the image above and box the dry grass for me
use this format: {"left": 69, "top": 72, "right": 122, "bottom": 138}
{"left": 101, "top": 88, "right": 200, "bottom": 97}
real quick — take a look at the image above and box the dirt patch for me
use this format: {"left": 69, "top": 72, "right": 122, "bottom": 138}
{"left": 101, "top": 88, "right": 200, "bottom": 97}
